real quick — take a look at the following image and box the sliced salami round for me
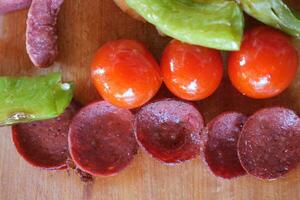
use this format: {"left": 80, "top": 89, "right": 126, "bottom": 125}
{"left": 238, "top": 107, "right": 300, "bottom": 180}
{"left": 134, "top": 99, "right": 204, "bottom": 164}
{"left": 68, "top": 101, "right": 138, "bottom": 176}
{"left": 12, "top": 101, "right": 80, "bottom": 170}
{"left": 202, "top": 112, "right": 247, "bottom": 179}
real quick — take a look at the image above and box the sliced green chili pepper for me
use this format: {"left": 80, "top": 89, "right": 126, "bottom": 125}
{"left": 125, "top": 0, "right": 244, "bottom": 50}
{"left": 240, "top": 0, "right": 300, "bottom": 37}
{"left": 0, "top": 73, "right": 73, "bottom": 126}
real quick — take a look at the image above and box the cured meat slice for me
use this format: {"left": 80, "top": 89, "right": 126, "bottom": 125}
{"left": 26, "top": 0, "right": 64, "bottom": 67}
{"left": 68, "top": 101, "right": 138, "bottom": 176}
{"left": 134, "top": 99, "right": 204, "bottom": 164}
{"left": 0, "top": 0, "right": 31, "bottom": 14}
{"left": 238, "top": 107, "right": 300, "bottom": 180}
{"left": 202, "top": 112, "right": 247, "bottom": 179}
{"left": 12, "top": 101, "right": 79, "bottom": 170}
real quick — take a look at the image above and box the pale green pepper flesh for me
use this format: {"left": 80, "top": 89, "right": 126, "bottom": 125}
{"left": 240, "top": 0, "right": 300, "bottom": 37}
{"left": 0, "top": 73, "right": 73, "bottom": 126}
{"left": 125, "top": 0, "right": 244, "bottom": 50}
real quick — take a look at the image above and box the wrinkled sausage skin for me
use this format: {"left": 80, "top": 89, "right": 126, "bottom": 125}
{"left": 26, "top": 0, "right": 63, "bottom": 67}
{"left": 0, "top": 0, "right": 31, "bottom": 14}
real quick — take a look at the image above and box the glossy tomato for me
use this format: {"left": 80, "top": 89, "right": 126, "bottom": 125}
{"left": 161, "top": 40, "right": 223, "bottom": 101}
{"left": 228, "top": 26, "right": 299, "bottom": 99}
{"left": 91, "top": 39, "right": 162, "bottom": 109}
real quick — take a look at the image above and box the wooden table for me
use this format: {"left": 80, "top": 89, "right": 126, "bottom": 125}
{"left": 1, "top": 1, "right": 300, "bottom": 199}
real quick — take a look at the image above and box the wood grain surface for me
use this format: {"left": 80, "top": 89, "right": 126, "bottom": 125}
{"left": 1, "top": 1, "right": 300, "bottom": 200}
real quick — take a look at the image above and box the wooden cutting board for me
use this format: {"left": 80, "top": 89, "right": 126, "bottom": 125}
{"left": 1, "top": 1, "right": 300, "bottom": 199}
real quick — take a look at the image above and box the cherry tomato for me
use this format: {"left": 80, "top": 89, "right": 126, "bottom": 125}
{"left": 161, "top": 40, "right": 223, "bottom": 101}
{"left": 228, "top": 26, "right": 299, "bottom": 99}
{"left": 91, "top": 39, "right": 162, "bottom": 109}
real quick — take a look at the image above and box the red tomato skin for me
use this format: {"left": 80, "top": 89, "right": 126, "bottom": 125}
{"left": 91, "top": 39, "right": 162, "bottom": 109}
{"left": 161, "top": 40, "right": 223, "bottom": 101}
{"left": 228, "top": 26, "right": 299, "bottom": 99}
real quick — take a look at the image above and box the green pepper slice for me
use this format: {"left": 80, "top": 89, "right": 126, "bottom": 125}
{"left": 0, "top": 73, "right": 73, "bottom": 126}
{"left": 125, "top": 0, "right": 244, "bottom": 50}
{"left": 240, "top": 0, "right": 300, "bottom": 37}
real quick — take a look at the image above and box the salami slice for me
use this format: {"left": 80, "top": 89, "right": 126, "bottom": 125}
{"left": 26, "top": 0, "right": 64, "bottom": 67}
{"left": 202, "top": 112, "right": 247, "bottom": 179}
{"left": 134, "top": 99, "right": 204, "bottom": 164}
{"left": 68, "top": 101, "right": 138, "bottom": 176}
{"left": 12, "top": 101, "right": 79, "bottom": 170}
{"left": 0, "top": 0, "right": 31, "bottom": 14}
{"left": 238, "top": 107, "right": 300, "bottom": 180}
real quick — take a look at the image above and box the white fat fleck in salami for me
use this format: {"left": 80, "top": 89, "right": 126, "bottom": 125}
{"left": 26, "top": 0, "right": 63, "bottom": 67}
{"left": 0, "top": 0, "right": 31, "bottom": 14}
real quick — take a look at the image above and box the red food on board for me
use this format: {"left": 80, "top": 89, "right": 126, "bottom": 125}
{"left": 228, "top": 26, "right": 298, "bottom": 99}
{"left": 134, "top": 99, "right": 204, "bottom": 164}
{"left": 68, "top": 101, "right": 138, "bottom": 176}
{"left": 202, "top": 112, "right": 247, "bottom": 179}
{"left": 26, "top": 0, "right": 64, "bottom": 67}
{"left": 12, "top": 101, "right": 80, "bottom": 170}
{"left": 238, "top": 107, "right": 300, "bottom": 180}
{"left": 91, "top": 39, "right": 162, "bottom": 109}
{"left": 161, "top": 40, "right": 223, "bottom": 101}
{"left": 0, "top": 0, "right": 31, "bottom": 14}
